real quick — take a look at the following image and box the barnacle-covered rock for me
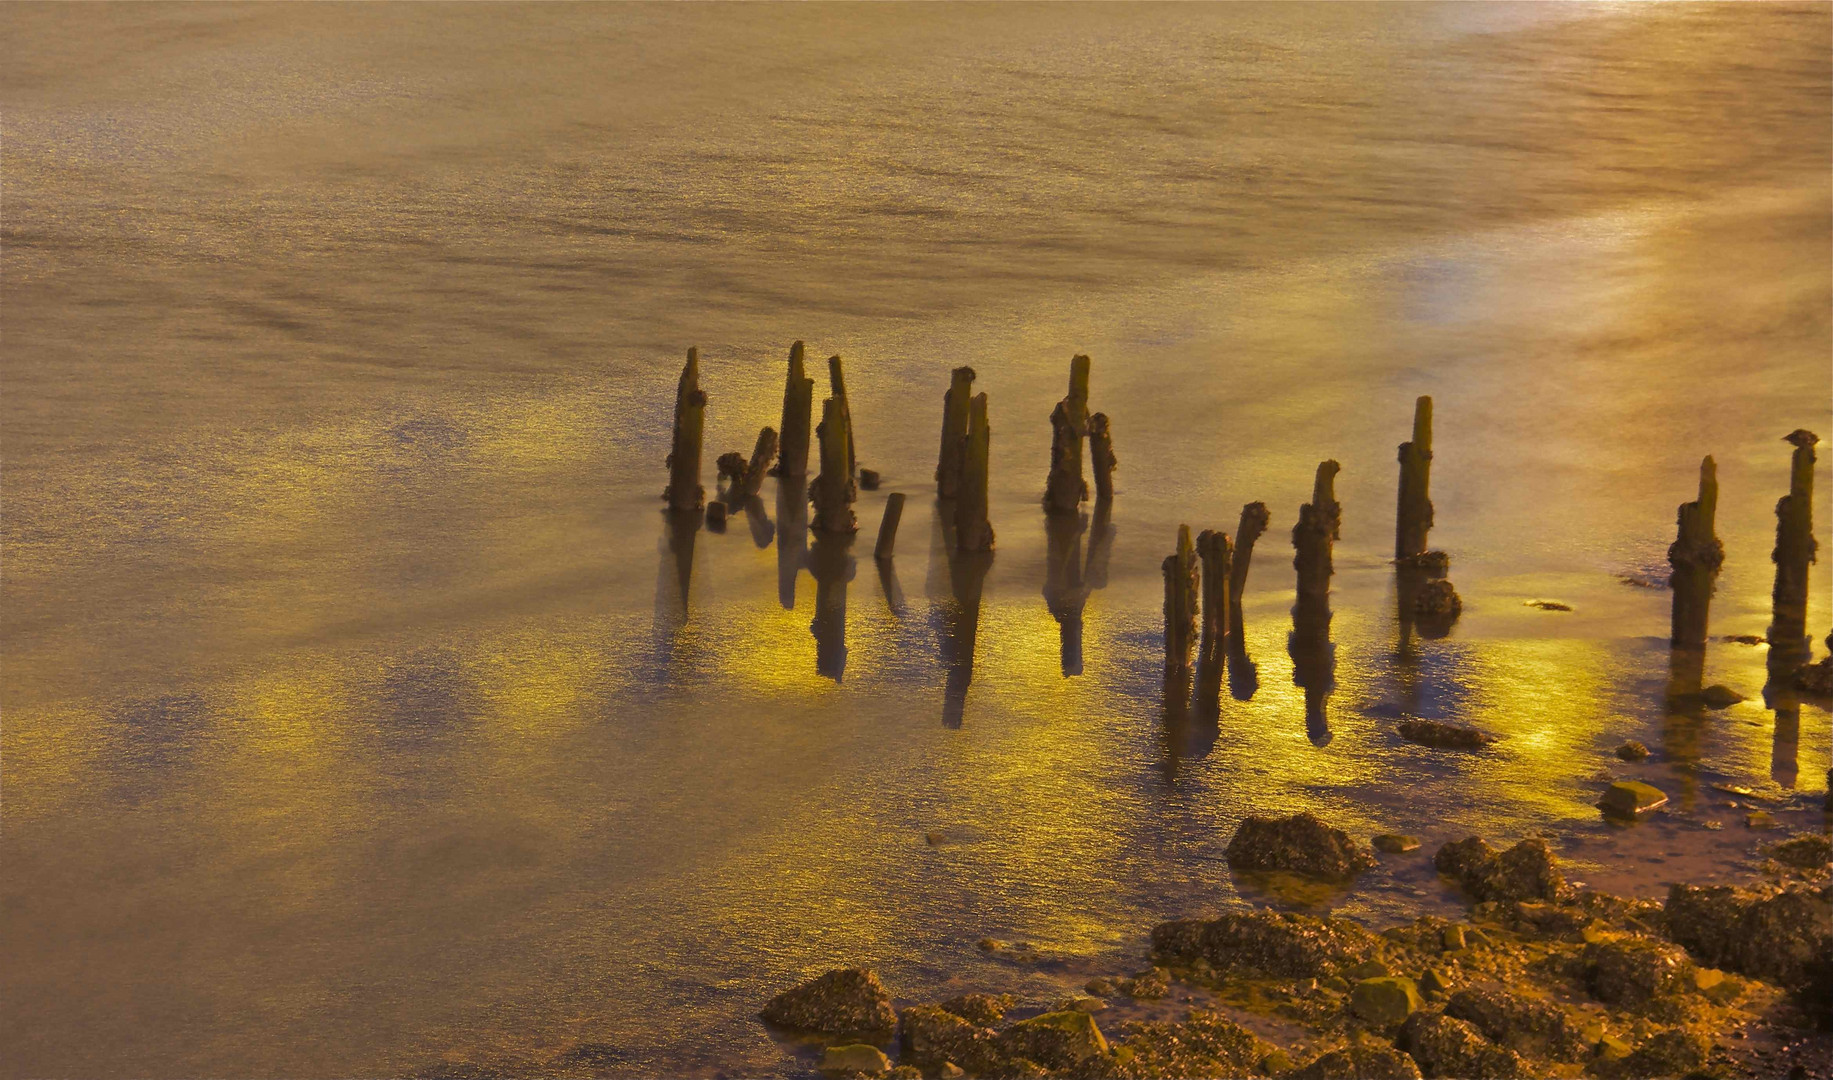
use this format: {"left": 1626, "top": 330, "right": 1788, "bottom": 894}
{"left": 996, "top": 1011, "right": 1108, "bottom": 1071}
{"left": 940, "top": 994, "right": 1016, "bottom": 1028}
{"left": 1108, "top": 1010, "right": 1269, "bottom": 1078}
{"left": 1288, "top": 1040, "right": 1423, "bottom": 1080}
{"left": 897, "top": 1006, "right": 1004, "bottom": 1076}
{"left": 1224, "top": 812, "right": 1377, "bottom": 881}
{"left": 1396, "top": 1011, "right": 1526, "bottom": 1079}
{"left": 1433, "top": 837, "right": 1565, "bottom": 904}
{"left": 761, "top": 968, "right": 898, "bottom": 1036}
{"left": 1150, "top": 909, "right": 1385, "bottom": 979}
{"left": 1443, "top": 987, "right": 1587, "bottom": 1062}
{"left": 1582, "top": 937, "right": 1692, "bottom": 1008}
{"left": 1665, "top": 881, "right": 1833, "bottom": 987}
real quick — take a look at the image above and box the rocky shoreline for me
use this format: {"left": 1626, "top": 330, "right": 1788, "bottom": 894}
{"left": 758, "top": 816, "right": 1833, "bottom": 1080}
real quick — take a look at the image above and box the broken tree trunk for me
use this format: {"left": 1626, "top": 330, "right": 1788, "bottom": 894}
{"left": 828, "top": 354, "right": 856, "bottom": 480}
{"left": 1088, "top": 412, "right": 1117, "bottom": 502}
{"left": 1164, "top": 524, "right": 1199, "bottom": 671}
{"left": 1229, "top": 501, "right": 1270, "bottom": 615}
{"left": 955, "top": 392, "right": 995, "bottom": 551}
{"left": 664, "top": 347, "right": 706, "bottom": 511}
{"left": 1396, "top": 395, "right": 1436, "bottom": 561}
{"left": 1197, "top": 529, "right": 1234, "bottom": 662}
{"left": 811, "top": 397, "right": 858, "bottom": 534}
{"left": 1668, "top": 455, "right": 1724, "bottom": 649}
{"left": 1043, "top": 354, "right": 1092, "bottom": 513}
{"left": 1769, "top": 429, "right": 1820, "bottom": 655}
{"left": 875, "top": 492, "right": 906, "bottom": 560}
{"left": 776, "top": 341, "right": 815, "bottom": 478}
{"left": 1293, "top": 461, "right": 1341, "bottom": 605}
{"left": 730, "top": 426, "right": 778, "bottom": 501}
{"left": 936, "top": 366, "right": 976, "bottom": 499}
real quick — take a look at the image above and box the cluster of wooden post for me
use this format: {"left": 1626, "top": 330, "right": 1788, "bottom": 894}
{"left": 1044, "top": 355, "right": 1092, "bottom": 513}
{"left": 1163, "top": 525, "right": 1200, "bottom": 671}
{"left": 934, "top": 367, "right": 995, "bottom": 551}
{"left": 1292, "top": 460, "right": 1341, "bottom": 604}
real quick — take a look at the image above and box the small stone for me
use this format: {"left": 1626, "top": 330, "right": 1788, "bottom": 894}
{"left": 705, "top": 501, "right": 728, "bottom": 530}
{"left": 1054, "top": 995, "right": 1106, "bottom": 1014}
{"left": 820, "top": 1044, "right": 890, "bottom": 1075}
{"left": 925, "top": 832, "right": 945, "bottom": 846}
{"left": 939, "top": 993, "right": 1013, "bottom": 1027}
{"left": 1746, "top": 810, "right": 1777, "bottom": 830}
{"left": 938, "top": 1065, "right": 964, "bottom": 1080}
{"left": 1350, "top": 976, "right": 1421, "bottom": 1027}
{"left": 1419, "top": 969, "right": 1452, "bottom": 996}
{"left": 1322, "top": 975, "right": 1351, "bottom": 993}
{"left": 1440, "top": 925, "right": 1466, "bottom": 951}
{"left": 1704, "top": 820, "right": 1723, "bottom": 830}
{"left": 995, "top": 1010, "right": 1109, "bottom": 1069}
{"left": 1259, "top": 1049, "right": 1294, "bottom": 1075}
{"left": 859, "top": 468, "right": 881, "bottom": 491}
{"left": 1615, "top": 741, "right": 1649, "bottom": 761}
{"left": 1084, "top": 977, "right": 1117, "bottom": 997}
{"left": 1525, "top": 599, "right": 1572, "bottom": 611}
{"left": 1700, "top": 684, "right": 1745, "bottom": 708}
{"left": 1398, "top": 719, "right": 1494, "bottom": 750}
{"left": 1599, "top": 781, "right": 1667, "bottom": 818}
{"left": 1723, "top": 634, "right": 1765, "bottom": 646}
{"left": 1596, "top": 1033, "right": 1633, "bottom": 1061}
{"left": 1770, "top": 833, "right": 1832, "bottom": 869}
{"left": 1375, "top": 833, "right": 1422, "bottom": 854}
{"left": 1225, "top": 812, "right": 1378, "bottom": 881}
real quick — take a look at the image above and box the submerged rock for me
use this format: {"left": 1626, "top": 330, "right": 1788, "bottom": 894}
{"left": 939, "top": 994, "right": 1015, "bottom": 1027}
{"left": 1397, "top": 719, "right": 1494, "bottom": 750}
{"left": 1413, "top": 580, "right": 1462, "bottom": 618}
{"left": 1796, "top": 655, "right": 1833, "bottom": 695}
{"left": 1699, "top": 684, "right": 1745, "bottom": 709}
{"left": 1615, "top": 1029, "right": 1709, "bottom": 1079}
{"left": 1599, "top": 781, "right": 1668, "bottom": 818}
{"left": 1374, "top": 834, "right": 1422, "bottom": 854}
{"left": 995, "top": 1011, "right": 1108, "bottom": 1070}
{"left": 1110, "top": 1010, "right": 1269, "bottom": 1078}
{"left": 1151, "top": 908, "right": 1385, "bottom": 979}
{"left": 1665, "top": 881, "right": 1833, "bottom": 987}
{"left": 1582, "top": 937, "right": 1692, "bottom": 1008}
{"left": 1443, "top": 987, "right": 1587, "bottom": 1062}
{"left": 1433, "top": 837, "right": 1566, "bottom": 904}
{"left": 1397, "top": 1012, "right": 1524, "bottom": 1079}
{"left": 1615, "top": 741, "right": 1649, "bottom": 762}
{"left": 761, "top": 968, "right": 898, "bottom": 1036}
{"left": 820, "top": 1044, "right": 891, "bottom": 1076}
{"left": 1225, "top": 812, "right": 1377, "bottom": 881}
{"left": 1350, "top": 977, "right": 1421, "bottom": 1027}
{"left": 897, "top": 1006, "right": 1003, "bottom": 1076}
{"left": 1289, "top": 1041, "right": 1424, "bottom": 1080}
{"left": 1769, "top": 833, "right": 1833, "bottom": 871}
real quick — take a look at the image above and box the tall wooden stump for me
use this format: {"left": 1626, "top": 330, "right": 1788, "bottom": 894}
{"left": 827, "top": 354, "right": 857, "bottom": 479}
{"left": 1229, "top": 501, "right": 1270, "bottom": 620}
{"left": 1196, "top": 529, "right": 1234, "bottom": 661}
{"left": 1163, "top": 524, "right": 1199, "bottom": 671}
{"left": 727, "top": 426, "right": 778, "bottom": 501}
{"left": 776, "top": 342, "right": 815, "bottom": 478}
{"left": 1089, "top": 412, "right": 1117, "bottom": 502}
{"left": 874, "top": 492, "right": 906, "bottom": 560}
{"left": 1293, "top": 461, "right": 1341, "bottom": 604}
{"left": 935, "top": 367, "right": 976, "bottom": 498}
{"left": 1768, "top": 429, "right": 1820, "bottom": 657}
{"left": 811, "top": 398, "right": 858, "bottom": 534}
{"left": 1668, "top": 456, "right": 1723, "bottom": 649}
{"left": 955, "top": 392, "right": 995, "bottom": 551}
{"left": 1395, "top": 395, "right": 1435, "bottom": 561}
{"left": 1044, "top": 354, "right": 1092, "bottom": 513}
{"left": 665, "top": 347, "right": 706, "bottom": 511}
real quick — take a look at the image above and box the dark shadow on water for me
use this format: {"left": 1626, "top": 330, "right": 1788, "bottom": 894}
{"left": 1044, "top": 510, "right": 1088, "bottom": 677}
{"left": 1160, "top": 666, "right": 1216, "bottom": 784}
{"left": 776, "top": 477, "right": 808, "bottom": 610}
{"left": 808, "top": 531, "right": 855, "bottom": 682}
{"left": 1663, "top": 645, "right": 1707, "bottom": 810}
{"left": 940, "top": 548, "right": 992, "bottom": 729}
{"left": 876, "top": 556, "right": 906, "bottom": 618}
{"left": 1763, "top": 650, "right": 1802, "bottom": 789}
{"left": 1289, "top": 589, "right": 1334, "bottom": 747}
{"left": 651, "top": 507, "right": 703, "bottom": 678}
{"left": 1226, "top": 607, "right": 1259, "bottom": 701}
{"left": 739, "top": 494, "right": 775, "bottom": 550}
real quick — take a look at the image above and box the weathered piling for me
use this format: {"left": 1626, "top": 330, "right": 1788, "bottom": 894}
{"left": 664, "top": 348, "right": 706, "bottom": 511}
{"left": 1088, "top": 412, "right": 1117, "bottom": 502}
{"left": 1293, "top": 461, "right": 1341, "bottom": 604}
{"left": 1768, "top": 429, "right": 1819, "bottom": 655}
{"left": 1395, "top": 395, "right": 1436, "bottom": 561}
{"left": 775, "top": 342, "right": 815, "bottom": 478}
{"left": 1196, "top": 529, "right": 1234, "bottom": 660}
{"left": 734, "top": 427, "right": 778, "bottom": 500}
{"left": 935, "top": 367, "right": 976, "bottom": 499}
{"left": 827, "top": 354, "right": 857, "bottom": 479}
{"left": 811, "top": 398, "right": 858, "bottom": 534}
{"left": 1043, "top": 355, "right": 1092, "bottom": 513}
{"left": 1163, "top": 525, "right": 1199, "bottom": 671}
{"left": 874, "top": 492, "right": 906, "bottom": 560}
{"left": 955, "top": 392, "right": 995, "bottom": 551}
{"left": 1229, "top": 502, "right": 1271, "bottom": 616}
{"left": 1668, "top": 456, "right": 1723, "bottom": 649}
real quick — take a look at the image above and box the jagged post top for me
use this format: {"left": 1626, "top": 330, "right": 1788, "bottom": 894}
{"left": 1239, "top": 501, "right": 1271, "bottom": 536}
{"left": 1696, "top": 455, "right": 1718, "bottom": 521}
{"left": 788, "top": 340, "right": 805, "bottom": 373}
{"left": 1312, "top": 460, "right": 1341, "bottom": 508}
{"left": 828, "top": 354, "right": 848, "bottom": 398}
{"left": 1786, "top": 429, "right": 1819, "bottom": 497}
{"left": 1412, "top": 395, "right": 1433, "bottom": 454}
{"left": 1068, "top": 354, "right": 1091, "bottom": 403}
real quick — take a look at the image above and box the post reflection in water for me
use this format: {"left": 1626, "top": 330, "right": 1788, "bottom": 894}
{"left": 1663, "top": 644, "right": 1708, "bottom": 809}
{"left": 808, "top": 532, "right": 856, "bottom": 681}
{"left": 876, "top": 557, "right": 907, "bottom": 618}
{"left": 776, "top": 476, "right": 808, "bottom": 610}
{"left": 1290, "top": 589, "right": 1336, "bottom": 747}
{"left": 1160, "top": 666, "right": 1208, "bottom": 784}
{"left": 1041, "top": 498, "right": 1113, "bottom": 678}
{"left": 941, "top": 548, "right": 992, "bottom": 729}
{"left": 1764, "top": 651, "right": 1802, "bottom": 789}
{"left": 739, "top": 495, "right": 775, "bottom": 550}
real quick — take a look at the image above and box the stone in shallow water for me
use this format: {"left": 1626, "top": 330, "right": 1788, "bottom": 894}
{"left": 1699, "top": 683, "right": 1745, "bottom": 708}
{"left": 1289, "top": 1041, "right": 1423, "bottom": 1080}
{"left": 1599, "top": 781, "right": 1667, "bottom": 818}
{"left": 1225, "top": 811, "right": 1377, "bottom": 881}
{"left": 1374, "top": 833, "right": 1422, "bottom": 853}
{"left": 1615, "top": 741, "right": 1649, "bottom": 761}
{"left": 1150, "top": 908, "right": 1384, "bottom": 979}
{"left": 1433, "top": 837, "right": 1566, "bottom": 903}
{"left": 820, "top": 1044, "right": 890, "bottom": 1075}
{"left": 995, "top": 1010, "right": 1108, "bottom": 1069}
{"left": 1398, "top": 1011, "right": 1526, "bottom": 1079}
{"left": 938, "top": 993, "right": 1013, "bottom": 1027}
{"left": 1398, "top": 719, "right": 1495, "bottom": 750}
{"left": 760, "top": 968, "right": 898, "bottom": 1036}
{"left": 1351, "top": 976, "right": 1421, "bottom": 1027}
{"left": 1769, "top": 833, "right": 1832, "bottom": 869}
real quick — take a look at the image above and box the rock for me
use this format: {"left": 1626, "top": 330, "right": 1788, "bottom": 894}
{"left": 1055, "top": 996, "right": 1106, "bottom": 1014}
{"left": 1582, "top": 937, "right": 1692, "bottom": 1008}
{"left": 885, "top": 1068, "right": 920, "bottom": 1080}
{"left": 937, "top": 1065, "right": 964, "bottom": 1080}
{"left": 995, "top": 1011, "right": 1108, "bottom": 1070}
{"left": 1699, "top": 684, "right": 1744, "bottom": 708}
{"left": 1375, "top": 834, "right": 1422, "bottom": 854}
{"left": 858, "top": 468, "right": 881, "bottom": 491}
{"left": 976, "top": 939, "right": 1045, "bottom": 965}
{"left": 761, "top": 969, "right": 898, "bottom": 1036}
{"left": 1225, "top": 812, "right": 1378, "bottom": 881}
{"left": 1665, "top": 881, "right": 1833, "bottom": 987}
{"left": 1433, "top": 837, "right": 1566, "bottom": 904}
{"left": 705, "top": 501, "right": 728, "bottom": 529}
{"left": 1617, "top": 1030, "right": 1709, "bottom": 1079}
{"left": 1400, "top": 551, "right": 1451, "bottom": 573}
{"left": 1723, "top": 634, "right": 1765, "bottom": 645}
{"left": 1413, "top": 580, "right": 1462, "bottom": 618}
{"left": 1418, "top": 969, "right": 1452, "bottom": 997}
{"left": 897, "top": 1006, "right": 1004, "bottom": 1076}
{"left": 820, "top": 1044, "right": 891, "bottom": 1076}
{"left": 925, "top": 832, "right": 945, "bottom": 846}
{"left": 1746, "top": 810, "right": 1777, "bottom": 830}
{"left": 1110, "top": 1009, "right": 1269, "bottom": 1078}
{"left": 1346, "top": 959, "right": 1391, "bottom": 979}
{"left": 1084, "top": 977, "right": 1117, "bottom": 997}
{"left": 1259, "top": 1049, "right": 1294, "bottom": 1074}
{"left": 1444, "top": 987, "right": 1588, "bottom": 1062}
{"left": 1289, "top": 1042, "right": 1424, "bottom": 1080}
{"left": 1796, "top": 656, "right": 1833, "bottom": 695}
{"left": 1398, "top": 720, "right": 1494, "bottom": 750}
{"left": 1770, "top": 834, "right": 1832, "bottom": 870}
{"left": 939, "top": 994, "right": 1014, "bottom": 1027}
{"left": 1396, "top": 1012, "right": 1526, "bottom": 1079}
{"left": 1615, "top": 741, "right": 1649, "bottom": 762}
{"left": 1118, "top": 967, "right": 1169, "bottom": 999}
{"left": 1439, "top": 925, "right": 1465, "bottom": 951}
{"left": 1150, "top": 909, "right": 1386, "bottom": 979}
{"left": 1599, "top": 781, "right": 1667, "bottom": 818}
{"left": 1351, "top": 977, "right": 1421, "bottom": 1027}
{"left": 1525, "top": 599, "right": 1572, "bottom": 611}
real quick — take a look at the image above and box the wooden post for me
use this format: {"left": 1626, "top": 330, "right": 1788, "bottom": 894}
{"left": 1668, "top": 456, "right": 1723, "bottom": 649}
{"left": 1293, "top": 461, "right": 1341, "bottom": 604}
{"left": 955, "top": 392, "right": 995, "bottom": 551}
{"left": 811, "top": 397, "right": 858, "bottom": 534}
{"left": 1229, "top": 501, "right": 1270, "bottom": 612}
{"left": 1196, "top": 529, "right": 1234, "bottom": 659}
{"left": 1088, "top": 412, "right": 1117, "bottom": 502}
{"left": 1395, "top": 395, "right": 1435, "bottom": 561}
{"left": 875, "top": 492, "right": 906, "bottom": 560}
{"left": 1769, "top": 430, "right": 1820, "bottom": 655}
{"left": 1044, "top": 355, "right": 1092, "bottom": 513}
{"left": 828, "top": 354, "right": 856, "bottom": 479}
{"left": 936, "top": 367, "right": 976, "bottom": 498}
{"left": 776, "top": 342, "right": 815, "bottom": 478}
{"left": 665, "top": 347, "right": 706, "bottom": 511}
{"left": 1163, "top": 524, "right": 1199, "bottom": 671}
{"left": 727, "top": 427, "right": 778, "bottom": 501}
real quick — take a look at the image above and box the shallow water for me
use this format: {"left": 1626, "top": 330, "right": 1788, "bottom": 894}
{"left": 3, "top": 3, "right": 1831, "bottom": 1077}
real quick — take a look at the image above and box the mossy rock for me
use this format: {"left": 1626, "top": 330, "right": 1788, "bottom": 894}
{"left": 819, "top": 1044, "right": 890, "bottom": 1075}
{"left": 1374, "top": 834, "right": 1422, "bottom": 854}
{"left": 1350, "top": 977, "right": 1421, "bottom": 1027}
{"left": 1598, "top": 781, "right": 1667, "bottom": 818}
{"left": 995, "top": 1010, "right": 1108, "bottom": 1069}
